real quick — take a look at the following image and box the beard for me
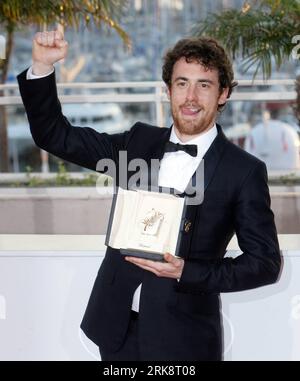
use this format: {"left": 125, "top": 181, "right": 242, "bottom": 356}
{"left": 172, "top": 114, "right": 203, "bottom": 136}
{"left": 171, "top": 103, "right": 216, "bottom": 136}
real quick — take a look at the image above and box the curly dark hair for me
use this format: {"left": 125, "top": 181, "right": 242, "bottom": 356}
{"left": 162, "top": 37, "right": 237, "bottom": 109}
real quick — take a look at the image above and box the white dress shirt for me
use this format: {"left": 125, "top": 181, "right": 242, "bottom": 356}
{"left": 26, "top": 67, "right": 217, "bottom": 312}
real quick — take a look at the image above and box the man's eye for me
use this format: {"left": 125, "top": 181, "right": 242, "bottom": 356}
{"left": 177, "top": 82, "right": 187, "bottom": 87}
{"left": 200, "top": 83, "right": 208, "bottom": 88}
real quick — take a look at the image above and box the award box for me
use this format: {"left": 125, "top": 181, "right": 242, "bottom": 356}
{"left": 105, "top": 187, "right": 187, "bottom": 261}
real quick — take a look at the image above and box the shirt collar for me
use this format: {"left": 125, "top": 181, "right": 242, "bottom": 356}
{"left": 169, "top": 124, "right": 218, "bottom": 156}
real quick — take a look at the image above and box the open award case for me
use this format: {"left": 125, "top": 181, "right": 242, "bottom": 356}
{"left": 105, "top": 187, "right": 187, "bottom": 261}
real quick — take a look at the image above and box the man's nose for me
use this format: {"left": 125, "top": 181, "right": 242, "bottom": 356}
{"left": 185, "top": 84, "right": 197, "bottom": 102}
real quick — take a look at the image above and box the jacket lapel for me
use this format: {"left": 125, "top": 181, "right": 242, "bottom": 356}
{"left": 142, "top": 127, "right": 172, "bottom": 188}
{"left": 150, "top": 127, "right": 172, "bottom": 161}
{"left": 179, "top": 124, "right": 229, "bottom": 259}
{"left": 202, "top": 123, "right": 229, "bottom": 192}
{"left": 183, "top": 123, "right": 229, "bottom": 196}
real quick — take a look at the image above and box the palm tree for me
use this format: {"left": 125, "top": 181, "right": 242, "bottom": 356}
{"left": 192, "top": 0, "right": 300, "bottom": 123}
{"left": 0, "top": 0, "right": 130, "bottom": 172}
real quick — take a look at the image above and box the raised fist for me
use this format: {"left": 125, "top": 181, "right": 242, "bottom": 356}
{"left": 32, "top": 30, "right": 68, "bottom": 75}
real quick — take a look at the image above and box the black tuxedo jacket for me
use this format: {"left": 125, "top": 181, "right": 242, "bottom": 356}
{"left": 18, "top": 69, "right": 281, "bottom": 361}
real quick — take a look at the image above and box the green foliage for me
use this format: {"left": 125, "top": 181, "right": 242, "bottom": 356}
{"left": 55, "top": 161, "right": 71, "bottom": 185}
{"left": 4, "top": 163, "right": 300, "bottom": 187}
{"left": 25, "top": 165, "right": 43, "bottom": 186}
{"left": 0, "top": 0, "right": 130, "bottom": 45}
{"left": 268, "top": 173, "right": 300, "bottom": 185}
{"left": 5, "top": 162, "right": 113, "bottom": 187}
{"left": 192, "top": 0, "right": 300, "bottom": 79}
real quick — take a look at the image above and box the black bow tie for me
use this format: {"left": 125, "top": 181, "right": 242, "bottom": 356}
{"left": 164, "top": 141, "right": 198, "bottom": 157}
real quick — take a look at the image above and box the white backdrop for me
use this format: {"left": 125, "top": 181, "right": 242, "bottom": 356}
{"left": 0, "top": 247, "right": 299, "bottom": 361}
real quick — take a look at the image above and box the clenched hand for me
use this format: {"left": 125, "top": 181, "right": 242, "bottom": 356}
{"left": 32, "top": 30, "right": 68, "bottom": 75}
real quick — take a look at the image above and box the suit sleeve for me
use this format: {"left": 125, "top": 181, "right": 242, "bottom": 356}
{"left": 17, "top": 68, "right": 135, "bottom": 172}
{"left": 178, "top": 161, "right": 282, "bottom": 294}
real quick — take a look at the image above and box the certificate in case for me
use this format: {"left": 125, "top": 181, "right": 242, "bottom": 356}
{"left": 105, "top": 187, "right": 187, "bottom": 261}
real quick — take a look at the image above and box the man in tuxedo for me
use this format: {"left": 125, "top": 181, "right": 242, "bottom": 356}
{"left": 17, "top": 30, "right": 281, "bottom": 361}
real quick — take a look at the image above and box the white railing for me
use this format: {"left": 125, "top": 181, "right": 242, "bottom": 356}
{"left": 0, "top": 79, "right": 297, "bottom": 127}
